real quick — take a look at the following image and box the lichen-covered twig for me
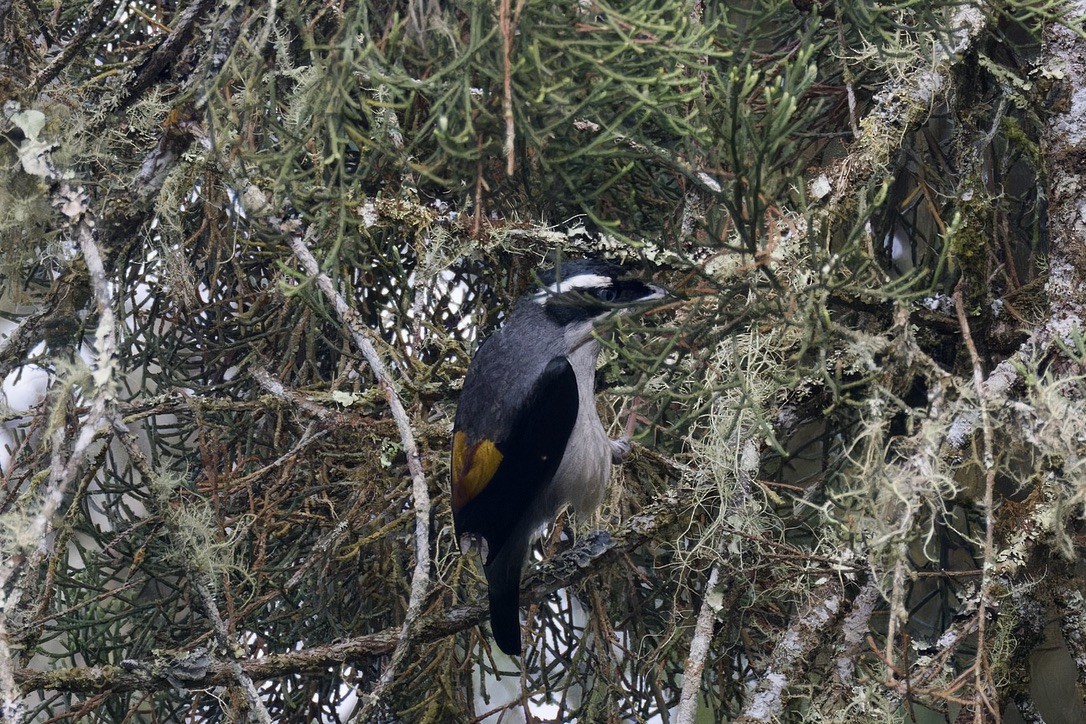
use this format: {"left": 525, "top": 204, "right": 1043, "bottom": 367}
{"left": 0, "top": 220, "right": 117, "bottom": 723}
{"left": 808, "top": 4, "right": 987, "bottom": 222}
{"left": 814, "top": 580, "right": 881, "bottom": 712}
{"left": 735, "top": 578, "right": 848, "bottom": 723}
{"left": 113, "top": 428, "right": 273, "bottom": 724}
{"left": 25, "top": 0, "right": 114, "bottom": 94}
{"left": 940, "top": 1, "right": 1086, "bottom": 454}
{"left": 287, "top": 234, "right": 431, "bottom": 714}
{"left": 92, "top": 0, "right": 216, "bottom": 125}
{"left": 251, "top": 364, "right": 337, "bottom": 425}
{"left": 0, "top": 309, "right": 46, "bottom": 382}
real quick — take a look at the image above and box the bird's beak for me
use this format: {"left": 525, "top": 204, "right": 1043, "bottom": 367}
{"left": 644, "top": 284, "right": 668, "bottom": 301}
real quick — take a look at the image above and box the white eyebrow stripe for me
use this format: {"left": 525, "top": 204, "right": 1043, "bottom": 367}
{"left": 532, "top": 273, "right": 613, "bottom": 302}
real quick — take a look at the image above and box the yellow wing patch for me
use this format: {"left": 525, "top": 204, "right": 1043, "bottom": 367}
{"left": 451, "top": 431, "right": 503, "bottom": 512}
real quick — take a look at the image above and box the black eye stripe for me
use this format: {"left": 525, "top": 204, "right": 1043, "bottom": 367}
{"left": 595, "top": 287, "right": 618, "bottom": 302}
{"left": 590, "top": 280, "right": 655, "bottom": 304}
{"left": 536, "top": 270, "right": 660, "bottom": 326}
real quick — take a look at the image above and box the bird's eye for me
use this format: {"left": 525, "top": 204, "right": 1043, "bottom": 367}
{"left": 596, "top": 287, "right": 618, "bottom": 303}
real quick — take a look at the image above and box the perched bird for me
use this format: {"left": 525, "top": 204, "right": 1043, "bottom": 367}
{"left": 451, "top": 258, "right": 664, "bottom": 655}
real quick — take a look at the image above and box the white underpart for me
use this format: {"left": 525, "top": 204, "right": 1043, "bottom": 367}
{"left": 532, "top": 273, "right": 612, "bottom": 302}
{"left": 538, "top": 336, "right": 611, "bottom": 528}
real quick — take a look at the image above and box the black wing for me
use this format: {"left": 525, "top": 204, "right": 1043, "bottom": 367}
{"left": 452, "top": 355, "right": 579, "bottom": 562}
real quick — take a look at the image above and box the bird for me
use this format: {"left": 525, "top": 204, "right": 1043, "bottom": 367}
{"left": 450, "top": 258, "right": 664, "bottom": 656}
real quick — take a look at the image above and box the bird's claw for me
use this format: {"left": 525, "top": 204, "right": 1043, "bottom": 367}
{"left": 574, "top": 530, "right": 613, "bottom": 565}
{"left": 610, "top": 437, "right": 632, "bottom": 463}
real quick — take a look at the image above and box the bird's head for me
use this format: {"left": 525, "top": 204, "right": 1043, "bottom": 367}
{"left": 531, "top": 259, "right": 666, "bottom": 328}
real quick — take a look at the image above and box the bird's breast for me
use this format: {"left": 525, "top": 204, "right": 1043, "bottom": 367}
{"left": 543, "top": 341, "right": 611, "bottom": 518}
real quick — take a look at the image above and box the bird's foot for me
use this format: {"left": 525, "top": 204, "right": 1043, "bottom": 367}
{"left": 610, "top": 437, "right": 632, "bottom": 463}
{"left": 570, "top": 530, "right": 614, "bottom": 566}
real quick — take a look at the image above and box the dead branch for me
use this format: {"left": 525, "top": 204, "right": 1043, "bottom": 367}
{"left": 735, "top": 578, "right": 849, "bottom": 723}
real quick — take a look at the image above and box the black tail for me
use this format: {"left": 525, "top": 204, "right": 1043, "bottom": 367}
{"left": 484, "top": 538, "right": 528, "bottom": 656}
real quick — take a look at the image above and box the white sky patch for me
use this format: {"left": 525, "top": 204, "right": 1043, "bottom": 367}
{"left": 1, "top": 357, "right": 50, "bottom": 474}
{"left": 471, "top": 582, "right": 679, "bottom": 723}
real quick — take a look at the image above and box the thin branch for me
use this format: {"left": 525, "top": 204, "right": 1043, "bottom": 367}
{"left": 498, "top": 0, "right": 526, "bottom": 176}
{"left": 0, "top": 219, "right": 117, "bottom": 724}
{"left": 834, "top": 580, "right": 880, "bottom": 688}
{"left": 1040, "top": 0, "right": 1086, "bottom": 332}
{"left": 193, "top": 577, "right": 273, "bottom": 724}
{"left": 1057, "top": 588, "right": 1086, "bottom": 691}
{"left": 287, "top": 233, "right": 431, "bottom": 713}
{"left": 834, "top": 8, "right": 860, "bottom": 140}
{"left": 889, "top": 602, "right": 980, "bottom": 697}
{"left": 953, "top": 284, "right": 999, "bottom": 723}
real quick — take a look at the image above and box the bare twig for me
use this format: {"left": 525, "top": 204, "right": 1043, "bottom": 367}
{"left": 953, "top": 284, "right": 999, "bottom": 723}
{"left": 497, "top": 0, "right": 527, "bottom": 176}
{"left": 249, "top": 367, "right": 375, "bottom": 593}
{"left": 287, "top": 234, "right": 431, "bottom": 715}
{"left": 834, "top": 9, "right": 860, "bottom": 139}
